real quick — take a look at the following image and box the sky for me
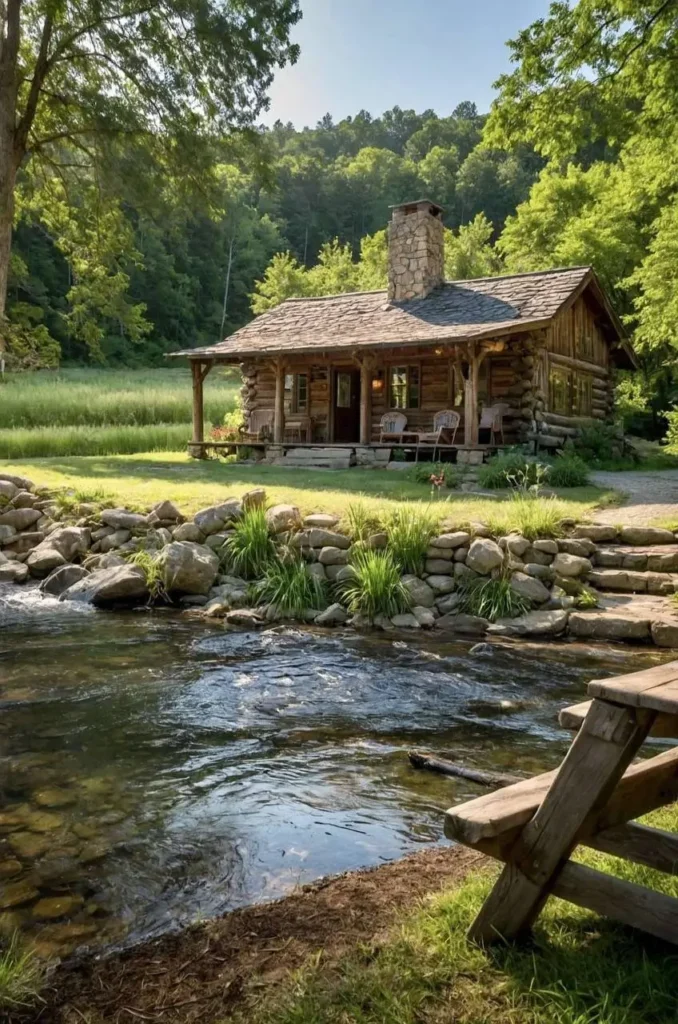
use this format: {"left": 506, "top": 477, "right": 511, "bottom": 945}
{"left": 264, "top": 0, "right": 551, "bottom": 128}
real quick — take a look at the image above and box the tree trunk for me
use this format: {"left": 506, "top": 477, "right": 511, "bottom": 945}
{"left": 0, "top": 161, "right": 15, "bottom": 352}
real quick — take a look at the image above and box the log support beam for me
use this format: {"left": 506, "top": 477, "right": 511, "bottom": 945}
{"left": 273, "top": 357, "right": 285, "bottom": 444}
{"left": 191, "top": 360, "right": 213, "bottom": 451}
{"left": 354, "top": 352, "right": 375, "bottom": 445}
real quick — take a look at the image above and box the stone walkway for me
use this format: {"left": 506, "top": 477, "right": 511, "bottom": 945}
{"left": 591, "top": 470, "right": 678, "bottom": 526}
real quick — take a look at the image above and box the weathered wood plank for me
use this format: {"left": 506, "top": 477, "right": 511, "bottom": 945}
{"left": 467, "top": 700, "right": 653, "bottom": 943}
{"left": 588, "top": 822, "right": 678, "bottom": 876}
{"left": 552, "top": 862, "right": 678, "bottom": 945}
{"left": 559, "top": 700, "right": 678, "bottom": 738}
{"left": 588, "top": 661, "right": 678, "bottom": 707}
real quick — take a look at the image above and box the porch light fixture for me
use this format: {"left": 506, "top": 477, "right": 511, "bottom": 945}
{"left": 372, "top": 372, "right": 384, "bottom": 392}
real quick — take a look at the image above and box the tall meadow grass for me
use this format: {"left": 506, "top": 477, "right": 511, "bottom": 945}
{"left": 0, "top": 367, "right": 238, "bottom": 429}
{"left": 0, "top": 424, "right": 192, "bottom": 458}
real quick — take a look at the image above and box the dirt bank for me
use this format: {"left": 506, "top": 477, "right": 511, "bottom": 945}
{"left": 15, "top": 846, "right": 485, "bottom": 1024}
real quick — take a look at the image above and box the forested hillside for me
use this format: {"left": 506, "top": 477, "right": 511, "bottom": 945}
{"left": 8, "top": 101, "right": 542, "bottom": 366}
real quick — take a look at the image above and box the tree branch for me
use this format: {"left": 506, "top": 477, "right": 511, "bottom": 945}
{"left": 14, "top": 11, "right": 55, "bottom": 163}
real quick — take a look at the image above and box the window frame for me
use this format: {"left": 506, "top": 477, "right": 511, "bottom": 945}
{"left": 285, "top": 372, "right": 309, "bottom": 414}
{"left": 388, "top": 363, "right": 421, "bottom": 410}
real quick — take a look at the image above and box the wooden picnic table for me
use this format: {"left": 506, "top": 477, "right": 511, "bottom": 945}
{"left": 445, "top": 660, "right": 678, "bottom": 945}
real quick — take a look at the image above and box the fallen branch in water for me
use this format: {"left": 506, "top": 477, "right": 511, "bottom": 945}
{"left": 408, "top": 750, "right": 522, "bottom": 788}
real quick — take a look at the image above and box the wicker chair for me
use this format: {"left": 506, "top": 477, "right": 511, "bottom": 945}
{"left": 415, "top": 410, "right": 460, "bottom": 461}
{"left": 379, "top": 411, "right": 408, "bottom": 444}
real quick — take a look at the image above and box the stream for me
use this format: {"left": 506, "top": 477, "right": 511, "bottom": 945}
{"left": 0, "top": 584, "right": 669, "bottom": 958}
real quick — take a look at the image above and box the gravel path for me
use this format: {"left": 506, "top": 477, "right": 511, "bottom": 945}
{"left": 591, "top": 470, "right": 678, "bottom": 525}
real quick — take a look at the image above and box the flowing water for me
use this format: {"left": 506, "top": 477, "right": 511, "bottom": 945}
{"left": 0, "top": 585, "right": 669, "bottom": 958}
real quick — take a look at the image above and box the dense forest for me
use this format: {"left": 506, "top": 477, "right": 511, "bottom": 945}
{"left": 8, "top": 100, "right": 541, "bottom": 365}
{"left": 4, "top": 1, "right": 678, "bottom": 431}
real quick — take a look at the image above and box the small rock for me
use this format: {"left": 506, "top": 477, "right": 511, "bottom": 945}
{"left": 510, "top": 572, "right": 551, "bottom": 604}
{"left": 432, "top": 531, "right": 470, "bottom": 549}
{"left": 315, "top": 603, "right": 349, "bottom": 626}
{"left": 266, "top": 503, "right": 302, "bottom": 534}
{"left": 325, "top": 564, "right": 353, "bottom": 582}
{"left": 426, "top": 546, "right": 453, "bottom": 561}
{"left": 436, "top": 592, "right": 461, "bottom": 614}
{"left": 0, "top": 480, "right": 17, "bottom": 500}
{"left": 651, "top": 621, "right": 678, "bottom": 648}
{"left": 0, "top": 524, "right": 17, "bottom": 544}
{"left": 151, "top": 499, "right": 182, "bottom": 522}
{"left": 426, "top": 574, "right": 455, "bottom": 594}
{"left": 558, "top": 538, "right": 596, "bottom": 557}
{"left": 367, "top": 532, "right": 388, "bottom": 549}
{"left": 551, "top": 552, "right": 592, "bottom": 577}
{"left": 307, "top": 562, "right": 327, "bottom": 582}
{"left": 0, "top": 561, "right": 29, "bottom": 584}
{"left": 305, "top": 528, "right": 351, "bottom": 550}
{"left": 9, "top": 832, "right": 50, "bottom": 859}
{"left": 0, "top": 507, "right": 41, "bottom": 531}
{"left": 435, "top": 613, "right": 489, "bottom": 634}
{"left": 26, "top": 810, "right": 64, "bottom": 832}
{"left": 411, "top": 605, "right": 436, "bottom": 628}
{"left": 224, "top": 609, "right": 264, "bottom": 627}
{"left": 391, "top": 612, "right": 420, "bottom": 628}
{"left": 454, "top": 547, "right": 469, "bottom": 562}
{"left": 101, "top": 508, "right": 148, "bottom": 531}
{"left": 32, "top": 788, "right": 76, "bottom": 808}
{"left": 466, "top": 538, "right": 503, "bottom": 575}
{"left": 172, "top": 522, "right": 203, "bottom": 542}
{"left": 0, "top": 859, "right": 22, "bottom": 879}
{"left": 304, "top": 512, "right": 339, "bottom": 528}
{"left": 532, "top": 539, "right": 558, "bottom": 554}
{"left": 318, "top": 546, "right": 349, "bottom": 565}
{"left": 523, "top": 563, "right": 554, "bottom": 580}
{"left": 425, "top": 558, "right": 455, "bottom": 574}
{"left": 501, "top": 533, "right": 530, "bottom": 557}
{"left": 99, "top": 529, "right": 131, "bottom": 552}
{"left": 401, "top": 574, "right": 435, "bottom": 608}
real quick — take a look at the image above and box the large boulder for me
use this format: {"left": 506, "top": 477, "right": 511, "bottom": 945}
{"left": 401, "top": 574, "right": 435, "bottom": 608}
{"left": 488, "top": 609, "right": 569, "bottom": 637}
{"left": 551, "top": 552, "right": 592, "bottom": 577}
{"left": 0, "top": 508, "right": 41, "bottom": 531}
{"left": 61, "top": 565, "right": 149, "bottom": 606}
{"left": 241, "top": 488, "right": 267, "bottom": 511}
{"left": 193, "top": 500, "right": 241, "bottom": 535}
{"left": 266, "top": 504, "right": 302, "bottom": 534}
{"left": 0, "top": 472, "right": 34, "bottom": 491}
{"left": 26, "top": 526, "right": 90, "bottom": 578}
{"left": 510, "top": 572, "right": 550, "bottom": 604}
{"left": 100, "top": 508, "right": 148, "bottom": 531}
{"left": 0, "top": 480, "right": 17, "bottom": 501}
{"left": 40, "top": 565, "right": 90, "bottom": 597}
{"left": 466, "top": 538, "right": 503, "bottom": 575}
{"left": 160, "top": 542, "right": 219, "bottom": 595}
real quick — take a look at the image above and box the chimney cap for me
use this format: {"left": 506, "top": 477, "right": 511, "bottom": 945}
{"left": 389, "top": 198, "right": 444, "bottom": 217}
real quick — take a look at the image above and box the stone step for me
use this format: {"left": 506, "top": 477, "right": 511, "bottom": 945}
{"left": 587, "top": 568, "right": 678, "bottom": 595}
{"left": 283, "top": 447, "right": 354, "bottom": 459}
{"left": 593, "top": 545, "right": 678, "bottom": 572}
{"left": 274, "top": 456, "right": 353, "bottom": 470}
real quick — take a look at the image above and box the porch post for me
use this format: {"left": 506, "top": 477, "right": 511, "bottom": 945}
{"left": 191, "top": 360, "right": 205, "bottom": 444}
{"left": 273, "top": 358, "right": 285, "bottom": 444}
{"left": 464, "top": 349, "right": 479, "bottom": 447}
{"left": 359, "top": 357, "right": 372, "bottom": 445}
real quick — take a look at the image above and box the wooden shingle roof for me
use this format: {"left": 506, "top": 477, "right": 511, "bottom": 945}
{"left": 173, "top": 266, "right": 632, "bottom": 364}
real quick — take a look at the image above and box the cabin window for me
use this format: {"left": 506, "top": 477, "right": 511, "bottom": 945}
{"left": 285, "top": 373, "right": 308, "bottom": 413}
{"left": 579, "top": 332, "right": 595, "bottom": 363}
{"left": 549, "top": 366, "right": 571, "bottom": 415}
{"left": 574, "top": 373, "right": 593, "bottom": 416}
{"left": 389, "top": 365, "right": 421, "bottom": 409}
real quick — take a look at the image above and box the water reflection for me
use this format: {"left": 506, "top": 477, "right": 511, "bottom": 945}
{"left": 0, "top": 586, "right": 670, "bottom": 957}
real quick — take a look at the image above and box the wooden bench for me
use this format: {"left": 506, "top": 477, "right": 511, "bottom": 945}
{"left": 445, "top": 660, "right": 678, "bottom": 945}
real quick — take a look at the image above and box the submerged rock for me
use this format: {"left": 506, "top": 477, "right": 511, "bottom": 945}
{"left": 0, "top": 880, "right": 39, "bottom": 909}
{"left": 32, "top": 895, "right": 84, "bottom": 920}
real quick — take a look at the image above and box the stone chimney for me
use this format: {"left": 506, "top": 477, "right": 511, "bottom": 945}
{"left": 388, "top": 199, "right": 444, "bottom": 302}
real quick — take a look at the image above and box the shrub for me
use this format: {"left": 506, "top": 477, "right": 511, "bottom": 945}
{"left": 339, "top": 549, "right": 410, "bottom": 619}
{"left": 253, "top": 555, "right": 328, "bottom": 616}
{"left": 568, "top": 423, "right": 622, "bottom": 464}
{"left": 477, "top": 452, "right": 544, "bottom": 490}
{"left": 222, "top": 506, "right": 276, "bottom": 579}
{"left": 457, "top": 573, "right": 530, "bottom": 622}
{"left": 344, "top": 501, "right": 382, "bottom": 543}
{"left": 385, "top": 507, "right": 436, "bottom": 574}
{"left": 547, "top": 453, "right": 589, "bottom": 488}
{"left": 411, "top": 463, "right": 462, "bottom": 488}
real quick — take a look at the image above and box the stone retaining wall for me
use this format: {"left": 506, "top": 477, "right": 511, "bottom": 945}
{"left": 2, "top": 472, "right": 678, "bottom": 648}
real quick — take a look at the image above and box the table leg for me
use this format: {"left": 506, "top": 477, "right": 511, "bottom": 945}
{"left": 468, "top": 698, "right": 655, "bottom": 944}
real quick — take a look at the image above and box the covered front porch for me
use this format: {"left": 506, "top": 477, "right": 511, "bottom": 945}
{"left": 186, "top": 333, "right": 539, "bottom": 464}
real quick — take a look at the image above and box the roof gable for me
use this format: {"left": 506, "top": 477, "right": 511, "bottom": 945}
{"left": 173, "top": 266, "right": 631, "bottom": 364}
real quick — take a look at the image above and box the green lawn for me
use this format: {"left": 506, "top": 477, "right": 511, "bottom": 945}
{"left": 3, "top": 451, "right": 618, "bottom": 530}
{"left": 236, "top": 804, "right": 678, "bottom": 1024}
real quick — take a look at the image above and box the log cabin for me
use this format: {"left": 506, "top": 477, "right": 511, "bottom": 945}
{"left": 173, "top": 199, "right": 636, "bottom": 468}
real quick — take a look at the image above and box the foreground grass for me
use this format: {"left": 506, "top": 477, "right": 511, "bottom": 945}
{"left": 0, "top": 934, "right": 44, "bottom": 1011}
{"left": 238, "top": 805, "right": 678, "bottom": 1024}
{"left": 1, "top": 452, "right": 615, "bottom": 526}
{"left": 0, "top": 367, "right": 238, "bottom": 430}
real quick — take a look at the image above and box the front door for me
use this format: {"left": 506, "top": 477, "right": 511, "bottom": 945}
{"left": 333, "top": 369, "right": 361, "bottom": 443}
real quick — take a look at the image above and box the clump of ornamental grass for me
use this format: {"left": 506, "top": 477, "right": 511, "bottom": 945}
{"left": 222, "top": 506, "right": 277, "bottom": 579}
{"left": 128, "top": 549, "right": 167, "bottom": 602}
{"left": 52, "top": 486, "right": 111, "bottom": 514}
{"left": 0, "top": 933, "right": 44, "bottom": 1010}
{"left": 385, "top": 506, "right": 436, "bottom": 575}
{"left": 547, "top": 453, "right": 590, "bottom": 488}
{"left": 484, "top": 492, "right": 566, "bottom": 541}
{"left": 456, "top": 570, "right": 530, "bottom": 623}
{"left": 575, "top": 586, "right": 599, "bottom": 609}
{"left": 339, "top": 549, "right": 411, "bottom": 620}
{"left": 252, "top": 553, "right": 328, "bottom": 617}
{"left": 343, "top": 501, "right": 383, "bottom": 543}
